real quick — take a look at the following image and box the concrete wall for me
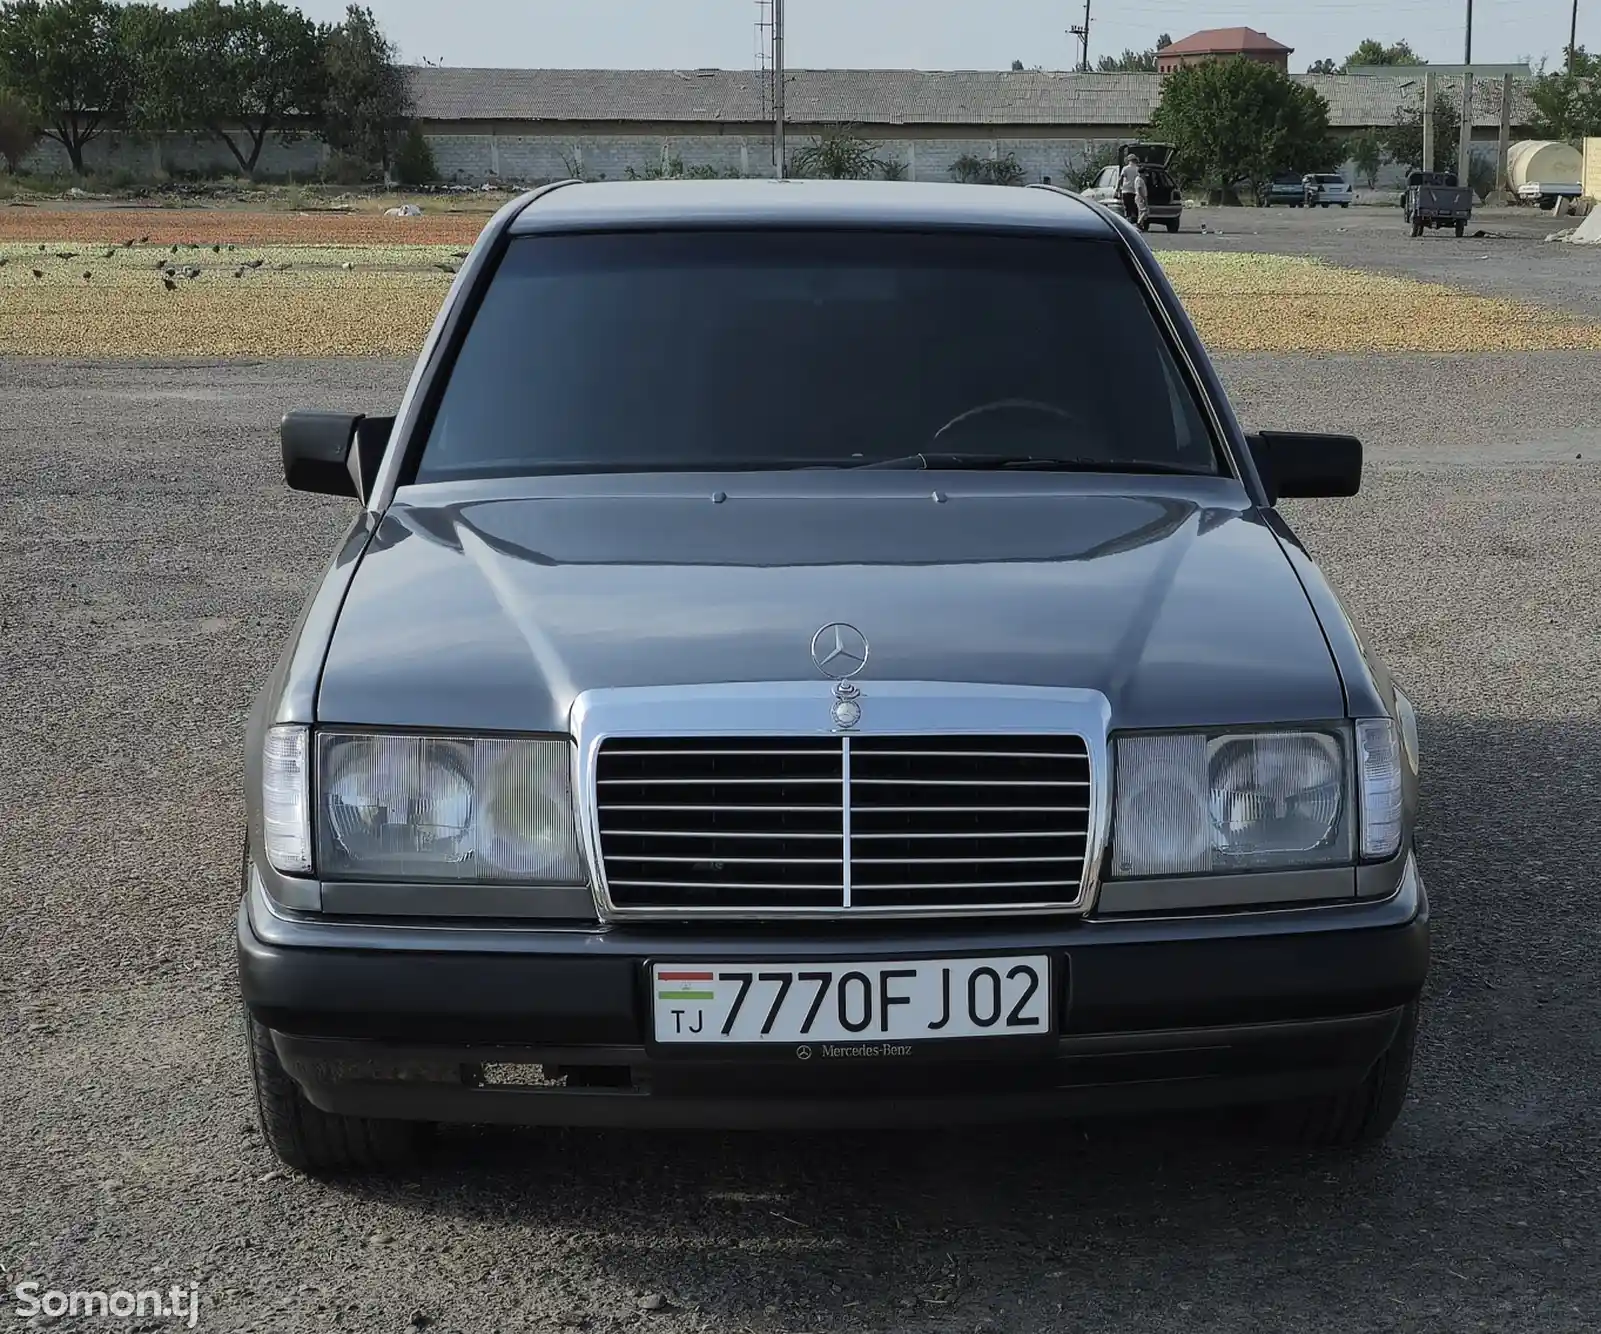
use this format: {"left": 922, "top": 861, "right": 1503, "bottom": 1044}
{"left": 419, "top": 120, "right": 1142, "bottom": 185}
{"left": 21, "top": 129, "right": 327, "bottom": 178}
{"left": 1585, "top": 137, "right": 1601, "bottom": 201}
{"left": 11, "top": 118, "right": 1514, "bottom": 198}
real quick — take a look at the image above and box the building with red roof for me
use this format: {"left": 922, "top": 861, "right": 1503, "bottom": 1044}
{"left": 1156, "top": 28, "right": 1294, "bottom": 74}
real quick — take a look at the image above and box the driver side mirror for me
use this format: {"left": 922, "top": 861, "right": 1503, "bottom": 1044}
{"left": 1245, "top": 430, "right": 1362, "bottom": 505}
{"left": 280, "top": 410, "right": 394, "bottom": 502}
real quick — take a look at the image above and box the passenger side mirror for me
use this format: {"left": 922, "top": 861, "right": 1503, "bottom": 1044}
{"left": 1245, "top": 430, "right": 1362, "bottom": 504}
{"left": 280, "top": 411, "right": 394, "bottom": 501}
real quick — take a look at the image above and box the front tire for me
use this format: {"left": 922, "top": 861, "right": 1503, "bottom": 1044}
{"left": 1261, "top": 1002, "right": 1419, "bottom": 1148}
{"left": 246, "top": 1009, "right": 431, "bottom": 1175}
{"left": 1163, "top": 218, "right": 1180, "bottom": 233}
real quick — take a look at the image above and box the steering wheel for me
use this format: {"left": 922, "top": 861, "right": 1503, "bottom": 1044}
{"left": 930, "top": 397, "right": 1101, "bottom": 450}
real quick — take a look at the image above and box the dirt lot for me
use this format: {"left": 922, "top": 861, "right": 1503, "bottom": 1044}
{"left": 1157, "top": 201, "right": 1601, "bottom": 320}
{"left": 3, "top": 205, "right": 1601, "bottom": 1333}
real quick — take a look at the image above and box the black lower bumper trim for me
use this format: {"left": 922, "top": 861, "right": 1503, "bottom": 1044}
{"left": 269, "top": 1008, "right": 1404, "bottom": 1129}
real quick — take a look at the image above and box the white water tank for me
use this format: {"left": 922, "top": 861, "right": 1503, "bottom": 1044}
{"left": 1506, "top": 140, "right": 1582, "bottom": 191}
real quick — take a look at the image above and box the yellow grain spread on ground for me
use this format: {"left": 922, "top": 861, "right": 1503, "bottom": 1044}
{"left": 1, "top": 240, "right": 1598, "bottom": 357}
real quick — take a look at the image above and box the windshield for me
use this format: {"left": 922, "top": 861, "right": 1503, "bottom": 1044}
{"left": 414, "top": 229, "right": 1220, "bottom": 482}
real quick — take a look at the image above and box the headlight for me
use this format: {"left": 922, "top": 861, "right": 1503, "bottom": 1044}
{"left": 1111, "top": 727, "right": 1352, "bottom": 877}
{"left": 316, "top": 732, "right": 586, "bottom": 884}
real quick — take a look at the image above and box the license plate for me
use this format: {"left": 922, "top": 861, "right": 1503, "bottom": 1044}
{"left": 650, "top": 956, "right": 1052, "bottom": 1046}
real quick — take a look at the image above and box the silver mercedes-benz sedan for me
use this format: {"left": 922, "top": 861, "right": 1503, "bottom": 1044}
{"left": 239, "top": 178, "right": 1426, "bottom": 1174}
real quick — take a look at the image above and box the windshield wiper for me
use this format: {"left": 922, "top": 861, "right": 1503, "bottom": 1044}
{"left": 852, "top": 452, "right": 1211, "bottom": 475}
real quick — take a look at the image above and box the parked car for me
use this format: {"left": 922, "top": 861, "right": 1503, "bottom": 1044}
{"left": 1082, "top": 142, "right": 1183, "bottom": 232}
{"left": 241, "top": 178, "right": 1427, "bottom": 1174}
{"left": 1303, "top": 173, "right": 1353, "bottom": 207}
{"left": 1260, "top": 172, "right": 1308, "bottom": 206}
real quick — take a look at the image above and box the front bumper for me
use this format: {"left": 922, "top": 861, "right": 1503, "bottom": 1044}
{"left": 239, "top": 858, "right": 1429, "bottom": 1129}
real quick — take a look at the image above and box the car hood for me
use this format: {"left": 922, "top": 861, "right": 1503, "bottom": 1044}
{"left": 317, "top": 475, "right": 1344, "bottom": 733}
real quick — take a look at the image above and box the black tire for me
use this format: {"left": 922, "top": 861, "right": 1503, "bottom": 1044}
{"left": 1261, "top": 1002, "right": 1419, "bottom": 1148}
{"left": 1455, "top": 220, "right": 1466, "bottom": 237}
{"left": 1163, "top": 218, "right": 1180, "bottom": 233}
{"left": 1341, "top": 201, "right": 1350, "bottom": 208}
{"left": 1411, "top": 218, "right": 1424, "bottom": 237}
{"left": 246, "top": 1008, "right": 430, "bottom": 1175}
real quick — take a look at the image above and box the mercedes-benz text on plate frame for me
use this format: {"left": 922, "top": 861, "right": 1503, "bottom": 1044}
{"left": 650, "top": 956, "right": 1052, "bottom": 1045}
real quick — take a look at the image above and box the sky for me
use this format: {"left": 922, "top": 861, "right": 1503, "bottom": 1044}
{"left": 294, "top": 0, "right": 1594, "bottom": 74}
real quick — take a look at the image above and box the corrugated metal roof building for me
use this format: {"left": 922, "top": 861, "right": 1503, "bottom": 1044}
{"left": 404, "top": 67, "right": 1535, "bottom": 188}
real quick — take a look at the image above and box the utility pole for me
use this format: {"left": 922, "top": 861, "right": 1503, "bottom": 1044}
{"left": 773, "top": 0, "right": 785, "bottom": 178}
{"left": 1422, "top": 71, "right": 1436, "bottom": 173}
{"left": 1069, "top": 0, "right": 1091, "bottom": 72}
{"left": 1458, "top": 0, "right": 1474, "bottom": 184}
{"left": 1571, "top": 0, "right": 1581, "bottom": 74}
{"left": 1496, "top": 70, "right": 1512, "bottom": 195}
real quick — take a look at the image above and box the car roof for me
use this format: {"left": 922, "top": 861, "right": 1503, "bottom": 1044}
{"left": 507, "top": 178, "right": 1114, "bottom": 238}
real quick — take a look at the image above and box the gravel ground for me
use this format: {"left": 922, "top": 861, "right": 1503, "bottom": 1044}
{"left": 3, "top": 332, "right": 1599, "bottom": 1328}
{"left": 1153, "top": 202, "right": 1601, "bottom": 321}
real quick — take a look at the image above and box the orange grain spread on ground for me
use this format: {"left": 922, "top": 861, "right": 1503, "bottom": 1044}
{"left": 0, "top": 207, "right": 488, "bottom": 246}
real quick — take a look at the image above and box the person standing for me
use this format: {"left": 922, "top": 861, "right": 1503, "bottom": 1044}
{"left": 1118, "top": 152, "right": 1142, "bottom": 222}
{"left": 1133, "top": 166, "right": 1151, "bottom": 231}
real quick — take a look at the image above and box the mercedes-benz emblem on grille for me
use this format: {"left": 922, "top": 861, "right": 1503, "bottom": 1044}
{"left": 832, "top": 691, "right": 862, "bottom": 730}
{"left": 811, "top": 623, "right": 869, "bottom": 680}
{"left": 796, "top": 1045, "right": 813, "bottom": 1061}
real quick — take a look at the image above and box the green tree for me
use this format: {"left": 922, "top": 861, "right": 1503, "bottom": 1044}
{"left": 1382, "top": 89, "right": 1459, "bottom": 173}
{"left": 1097, "top": 33, "right": 1170, "bottom": 73}
{"left": 1343, "top": 39, "right": 1427, "bottom": 71}
{"left": 1527, "top": 46, "right": 1601, "bottom": 141}
{"left": 1348, "top": 128, "right": 1385, "bottom": 187}
{"left": 791, "top": 124, "right": 880, "bottom": 179}
{"left": 1307, "top": 59, "right": 1339, "bottom": 75}
{"left": 391, "top": 119, "right": 434, "bottom": 186}
{"left": 119, "top": 1, "right": 180, "bottom": 138}
{"left": 0, "top": 85, "right": 39, "bottom": 170}
{"left": 1151, "top": 57, "right": 1337, "bottom": 202}
{"left": 1010, "top": 59, "right": 1024, "bottom": 71}
{"left": 319, "top": 4, "right": 411, "bottom": 175}
{"left": 0, "top": 0, "right": 132, "bottom": 174}
{"left": 163, "top": 0, "right": 325, "bottom": 176}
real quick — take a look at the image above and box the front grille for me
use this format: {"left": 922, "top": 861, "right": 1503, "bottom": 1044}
{"left": 594, "top": 734, "right": 1092, "bottom": 915}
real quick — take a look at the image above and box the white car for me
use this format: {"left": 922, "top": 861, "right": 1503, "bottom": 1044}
{"left": 1303, "top": 174, "right": 1353, "bottom": 208}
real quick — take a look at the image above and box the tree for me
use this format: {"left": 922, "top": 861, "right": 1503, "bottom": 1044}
{"left": 1382, "top": 89, "right": 1459, "bottom": 173}
{"left": 1527, "top": 47, "right": 1601, "bottom": 141}
{"left": 1097, "top": 33, "right": 1171, "bottom": 73}
{"left": 119, "top": 1, "right": 181, "bottom": 138}
{"left": 791, "top": 125, "right": 880, "bottom": 179}
{"left": 1348, "top": 128, "right": 1385, "bottom": 188}
{"left": 163, "top": 0, "right": 325, "bottom": 176}
{"left": 392, "top": 120, "right": 434, "bottom": 186}
{"left": 1343, "top": 39, "right": 1426, "bottom": 71}
{"left": 1010, "top": 59, "right": 1024, "bottom": 71}
{"left": 320, "top": 4, "right": 411, "bottom": 175}
{"left": 1151, "top": 57, "right": 1338, "bottom": 202}
{"left": 1307, "top": 59, "right": 1339, "bottom": 75}
{"left": 0, "top": 0, "right": 132, "bottom": 174}
{"left": 0, "top": 86, "right": 39, "bottom": 170}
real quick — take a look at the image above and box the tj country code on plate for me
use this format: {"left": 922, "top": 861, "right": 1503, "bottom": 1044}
{"left": 650, "top": 956, "right": 1052, "bottom": 1045}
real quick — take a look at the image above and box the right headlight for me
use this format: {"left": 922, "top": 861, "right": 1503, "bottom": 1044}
{"left": 314, "top": 731, "right": 586, "bottom": 884}
{"left": 1111, "top": 727, "right": 1354, "bottom": 877}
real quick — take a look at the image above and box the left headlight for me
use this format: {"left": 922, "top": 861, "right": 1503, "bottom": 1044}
{"left": 1111, "top": 727, "right": 1352, "bottom": 877}
{"left": 315, "top": 731, "right": 586, "bottom": 884}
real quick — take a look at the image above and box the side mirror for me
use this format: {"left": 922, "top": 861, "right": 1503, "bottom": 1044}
{"left": 1245, "top": 430, "right": 1362, "bottom": 504}
{"left": 280, "top": 411, "right": 394, "bottom": 501}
